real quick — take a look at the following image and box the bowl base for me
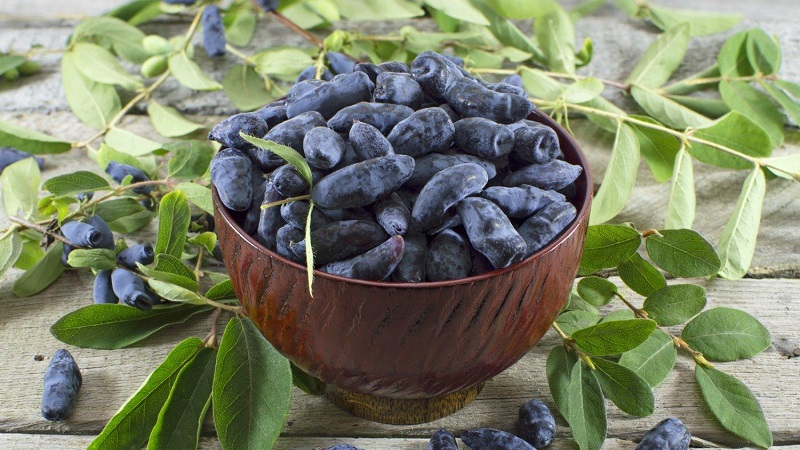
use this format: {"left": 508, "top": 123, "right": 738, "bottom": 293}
{"left": 324, "top": 383, "right": 485, "bottom": 425}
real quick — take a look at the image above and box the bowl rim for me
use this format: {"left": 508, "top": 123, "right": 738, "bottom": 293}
{"left": 213, "top": 109, "right": 592, "bottom": 289}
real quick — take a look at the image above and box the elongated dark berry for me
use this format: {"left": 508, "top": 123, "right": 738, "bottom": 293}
{"left": 41, "top": 349, "right": 82, "bottom": 421}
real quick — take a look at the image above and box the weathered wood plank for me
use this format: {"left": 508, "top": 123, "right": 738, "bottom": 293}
{"left": 1, "top": 276, "right": 798, "bottom": 446}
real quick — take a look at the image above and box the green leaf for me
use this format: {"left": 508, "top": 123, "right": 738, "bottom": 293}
{"left": 0, "top": 121, "right": 71, "bottom": 154}
{"left": 2, "top": 158, "right": 41, "bottom": 219}
{"left": 0, "top": 233, "right": 23, "bottom": 279}
{"left": 241, "top": 135, "right": 313, "bottom": 185}
{"left": 335, "top": 0, "right": 424, "bottom": 20}
{"left": 61, "top": 51, "right": 121, "bottom": 130}
{"left": 73, "top": 42, "right": 143, "bottom": 91}
{"left": 582, "top": 96, "right": 627, "bottom": 133}
{"left": 43, "top": 171, "right": 110, "bottom": 197}
{"left": 223, "top": 64, "right": 273, "bottom": 112}
{"left": 66, "top": 248, "right": 117, "bottom": 270}
{"left": 137, "top": 253, "right": 198, "bottom": 291}
{"left": 175, "top": 182, "right": 214, "bottom": 215}
{"left": 746, "top": 29, "right": 781, "bottom": 75}
{"left": 563, "top": 78, "right": 603, "bottom": 103}
{"left": 569, "top": 0, "right": 605, "bottom": 20}
{"left": 576, "top": 277, "right": 617, "bottom": 307}
{"left": 718, "top": 31, "right": 754, "bottom": 78}
{"left": 762, "top": 81, "right": 800, "bottom": 126}
{"left": 97, "top": 143, "right": 157, "bottom": 178}
{"left": 567, "top": 361, "right": 606, "bottom": 450}
{"left": 0, "top": 55, "right": 26, "bottom": 75}
{"left": 625, "top": 23, "right": 689, "bottom": 88}
{"left": 688, "top": 112, "right": 773, "bottom": 170}
{"left": 423, "top": 0, "right": 489, "bottom": 25}
{"left": 618, "top": 329, "right": 676, "bottom": 388}
{"left": 629, "top": 115, "right": 681, "bottom": 183}
{"left": 94, "top": 197, "right": 152, "bottom": 233}
{"left": 579, "top": 224, "right": 641, "bottom": 273}
{"left": 592, "top": 357, "right": 654, "bottom": 417}
{"left": 564, "top": 291, "right": 600, "bottom": 315}
{"left": 51, "top": 303, "right": 211, "bottom": 349}
{"left": 519, "top": 67, "right": 564, "bottom": 101}
{"left": 71, "top": 16, "right": 149, "bottom": 63}
{"left": 148, "top": 347, "right": 216, "bottom": 450}
{"left": 106, "top": 127, "right": 163, "bottom": 156}
{"left": 147, "top": 279, "right": 205, "bottom": 305}
{"left": 683, "top": 307, "right": 771, "bottom": 362}
{"left": 534, "top": 5, "right": 575, "bottom": 74}
{"left": 617, "top": 253, "right": 666, "bottom": 297}
{"left": 556, "top": 310, "right": 601, "bottom": 335}
{"left": 214, "top": 317, "right": 292, "bottom": 450}
{"left": 630, "top": 85, "right": 710, "bottom": 129}
{"left": 717, "top": 166, "right": 765, "bottom": 279}
{"left": 205, "top": 278, "right": 235, "bottom": 300}
{"left": 155, "top": 191, "right": 191, "bottom": 259}
{"left": 147, "top": 101, "right": 204, "bottom": 138}
{"left": 668, "top": 95, "right": 731, "bottom": 119}
{"left": 600, "top": 309, "right": 635, "bottom": 323}
{"left": 168, "top": 52, "right": 222, "bottom": 91}
{"left": 720, "top": 81, "right": 784, "bottom": 147}
{"left": 614, "top": 0, "right": 641, "bottom": 17}
{"left": 762, "top": 153, "right": 800, "bottom": 181}
{"left": 167, "top": 141, "right": 213, "bottom": 180}
{"left": 695, "top": 365, "right": 772, "bottom": 448}
{"left": 468, "top": 0, "right": 545, "bottom": 62}
{"left": 291, "top": 363, "right": 326, "bottom": 395}
{"left": 643, "top": 284, "right": 706, "bottom": 326}
{"left": 572, "top": 319, "right": 657, "bottom": 356}
{"left": 664, "top": 148, "right": 695, "bottom": 230}
{"left": 589, "top": 123, "right": 639, "bottom": 225}
{"left": 662, "top": 64, "right": 721, "bottom": 96}
{"left": 253, "top": 48, "right": 316, "bottom": 81}
{"left": 645, "top": 229, "right": 721, "bottom": 277}
{"left": 88, "top": 338, "right": 204, "bottom": 450}
{"left": 106, "top": 0, "right": 162, "bottom": 25}
{"left": 188, "top": 232, "right": 217, "bottom": 255}
{"left": 224, "top": 12, "right": 257, "bottom": 47}
{"left": 647, "top": 6, "right": 741, "bottom": 37}
{"left": 546, "top": 345, "right": 578, "bottom": 420}
{"left": 488, "top": 0, "right": 557, "bottom": 18}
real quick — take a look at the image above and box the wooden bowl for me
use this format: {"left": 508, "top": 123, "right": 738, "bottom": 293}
{"left": 212, "top": 110, "right": 592, "bottom": 424}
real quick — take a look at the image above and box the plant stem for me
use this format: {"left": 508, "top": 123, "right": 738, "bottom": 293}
{"left": 261, "top": 194, "right": 311, "bottom": 209}
{"left": 225, "top": 44, "right": 255, "bottom": 65}
{"left": 7, "top": 217, "right": 77, "bottom": 247}
{"left": 551, "top": 323, "right": 596, "bottom": 369}
{"left": 268, "top": 10, "right": 324, "bottom": 48}
{"left": 203, "top": 308, "right": 223, "bottom": 347}
{"left": 471, "top": 67, "right": 629, "bottom": 90}
{"left": 614, "top": 292, "right": 649, "bottom": 318}
{"left": 204, "top": 297, "right": 242, "bottom": 313}
{"left": 194, "top": 249, "right": 204, "bottom": 284}
{"left": 681, "top": 73, "right": 777, "bottom": 86}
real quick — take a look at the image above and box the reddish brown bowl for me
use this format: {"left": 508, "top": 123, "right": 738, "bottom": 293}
{"left": 213, "top": 110, "right": 592, "bottom": 423}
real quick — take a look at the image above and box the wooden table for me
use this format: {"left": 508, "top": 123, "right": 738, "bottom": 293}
{"left": 1, "top": 1, "right": 799, "bottom": 448}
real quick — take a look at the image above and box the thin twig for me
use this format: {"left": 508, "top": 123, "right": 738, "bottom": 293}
{"left": 205, "top": 297, "right": 242, "bottom": 313}
{"left": 8, "top": 217, "right": 77, "bottom": 247}
{"left": 194, "top": 250, "right": 204, "bottom": 284}
{"left": 203, "top": 308, "right": 223, "bottom": 348}
{"left": 261, "top": 194, "right": 311, "bottom": 209}
{"left": 268, "top": 10, "right": 324, "bottom": 48}
{"left": 551, "top": 323, "right": 596, "bottom": 369}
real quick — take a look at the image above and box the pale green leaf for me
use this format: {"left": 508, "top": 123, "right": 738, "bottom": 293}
{"left": 629, "top": 115, "right": 680, "bottom": 183}
{"left": 719, "top": 80, "right": 784, "bottom": 147}
{"left": 581, "top": 96, "right": 627, "bottom": 133}
{"left": 630, "top": 85, "right": 710, "bottom": 129}
{"left": 106, "top": 127, "right": 163, "bottom": 156}
{"left": 589, "top": 123, "right": 639, "bottom": 225}
{"left": 253, "top": 48, "right": 314, "bottom": 81}
{"left": 73, "top": 42, "right": 142, "bottom": 91}
{"left": 665, "top": 148, "right": 696, "bottom": 229}
{"left": 187, "top": 232, "right": 216, "bottom": 255}
{"left": 668, "top": 95, "right": 731, "bottom": 119}
{"left": 168, "top": 52, "right": 222, "bottom": 91}
{"left": 166, "top": 141, "right": 213, "bottom": 180}
{"left": 618, "top": 329, "right": 676, "bottom": 388}
{"left": 489, "top": 0, "right": 557, "bottom": 18}
{"left": 2, "top": 158, "right": 41, "bottom": 219}
{"left": 535, "top": 5, "right": 575, "bottom": 74}
{"left": 335, "top": 0, "right": 425, "bottom": 20}
{"left": 137, "top": 253, "right": 198, "bottom": 291}
{"left": 617, "top": 253, "right": 666, "bottom": 297}
{"left": 241, "top": 134, "right": 313, "bottom": 185}
{"left": 222, "top": 64, "right": 273, "bottom": 112}
{"left": 626, "top": 23, "right": 689, "bottom": 88}
{"left": 176, "top": 182, "right": 214, "bottom": 215}
{"left": 67, "top": 248, "right": 117, "bottom": 270}
{"left": 147, "top": 101, "right": 204, "bottom": 138}
{"left": 546, "top": 345, "right": 578, "bottom": 420}
{"left": 519, "top": 67, "right": 564, "bottom": 101}
{"left": 62, "top": 51, "right": 121, "bottom": 130}
{"left": 643, "top": 284, "right": 706, "bottom": 326}
{"left": 0, "top": 55, "right": 26, "bottom": 75}
{"left": 718, "top": 31, "right": 754, "bottom": 77}
{"left": 0, "top": 233, "right": 23, "bottom": 279}
{"left": 468, "top": 0, "right": 545, "bottom": 62}
{"left": 13, "top": 242, "right": 65, "bottom": 297}
{"left": 563, "top": 78, "right": 603, "bottom": 104}
{"left": 556, "top": 310, "right": 601, "bottom": 335}
{"left": 576, "top": 277, "right": 617, "bottom": 307}
{"left": 97, "top": 143, "right": 158, "bottom": 178}
{"left": 155, "top": 190, "right": 191, "bottom": 259}
{"left": 688, "top": 112, "right": 773, "bottom": 170}
{"left": 762, "top": 154, "right": 800, "bottom": 180}
{"left": 88, "top": 338, "right": 204, "bottom": 450}
{"left": 147, "top": 279, "right": 205, "bottom": 305}
{"left": 424, "top": 0, "right": 489, "bottom": 25}
{"left": 645, "top": 229, "right": 720, "bottom": 277}
{"left": 746, "top": 29, "right": 781, "bottom": 75}
{"left": 224, "top": 12, "right": 257, "bottom": 47}
{"left": 695, "top": 365, "right": 772, "bottom": 448}
{"left": 43, "top": 171, "right": 111, "bottom": 197}
{"left": 213, "top": 317, "right": 292, "bottom": 450}
{"left": 0, "top": 121, "right": 71, "bottom": 154}
{"left": 762, "top": 81, "right": 800, "bottom": 126}
{"left": 717, "top": 166, "right": 765, "bottom": 279}
{"left": 683, "top": 307, "right": 771, "bottom": 362}
{"left": 567, "top": 361, "right": 606, "bottom": 450}
{"left": 71, "top": 16, "right": 149, "bottom": 64}
{"left": 592, "top": 357, "right": 654, "bottom": 417}
{"left": 647, "top": 6, "right": 741, "bottom": 37}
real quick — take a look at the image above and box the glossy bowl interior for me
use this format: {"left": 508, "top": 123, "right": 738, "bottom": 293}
{"left": 213, "top": 110, "right": 592, "bottom": 400}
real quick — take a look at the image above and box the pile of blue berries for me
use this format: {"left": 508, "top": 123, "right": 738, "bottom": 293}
{"left": 210, "top": 51, "right": 582, "bottom": 282}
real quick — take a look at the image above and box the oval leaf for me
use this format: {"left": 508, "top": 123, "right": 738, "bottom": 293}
{"left": 719, "top": 81, "right": 784, "bottom": 148}
{"left": 241, "top": 134, "right": 313, "bottom": 185}
{"left": 222, "top": 64, "right": 273, "bottom": 112}
{"left": 12, "top": 241, "right": 65, "bottom": 297}
{"left": 682, "top": 307, "right": 771, "bottom": 362}
{"left": 2, "top": 157, "right": 40, "bottom": 219}
{"left": 664, "top": 148, "right": 695, "bottom": 229}
{"left": 576, "top": 276, "right": 617, "bottom": 306}
{"left": 626, "top": 23, "right": 689, "bottom": 88}
{"left": 62, "top": 51, "right": 121, "bottom": 130}
{"left": 563, "top": 77, "right": 604, "bottom": 104}
{"left": 647, "top": 6, "right": 741, "bottom": 37}
{"left": 579, "top": 224, "right": 642, "bottom": 273}
{"left": 156, "top": 190, "right": 191, "bottom": 259}
{"left": 556, "top": 310, "right": 601, "bottom": 336}
{"left": 176, "top": 182, "right": 214, "bottom": 215}
{"left": 147, "top": 279, "right": 205, "bottom": 305}
{"left": 148, "top": 101, "right": 205, "bottom": 138}
{"left": 43, "top": 171, "right": 111, "bottom": 197}
{"left": 67, "top": 248, "right": 117, "bottom": 270}
{"left": 572, "top": 319, "right": 657, "bottom": 356}
{"left": 630, "top": 85, "right": 710, "bottom": 130}
{"left": 695, "top": 365, "right": 772, "bottom": 448}
{"left": 592, "top": 357, "right": 654, "bottom": 417}
{"left": 534, "top": 5, "right": 575, "bottom": 74}
{"left": 645, "top": 229, "right": 720, "bottom": 277}
{"left": 106, "top": 127, "right": 163, "bottom": 156}
{"left": 168, "top": 52, "right": 222, "bottom": 91}
{"left": 746, "top": 29, "right": 781, "bottom": 76}
{"left": 213, "top": 317, "right": 292, "bottom": 450}
{"left": 0, "top": 121, "right": 71, "bottom": 154}
{"left": 205, "top": 278, "right": 235, "bottom": 300}
{"left": 88, "top": 338, "right": 204, "bottom": 450}
{"left": 567, "top": 360, "right": 607, "bottom": 450}
{"left": 630, "top": 115, "right": 681, "bottom": 183}
{"left": 618, "top": 329, "right": 677, "bottom": 388}
{"left": 617, "top": 253, "right": 666, "bottom": 297}
{"left": 546, "top": 346, "right": 578, "bottom": 420}
{"left": 717, "top": 166, "right": 765, "bottom": 279}
{"left": 148, "top": 347, "right": 216, "bottom": 450}
{"left": 137, "top": 253, "right": 198, "bottom": 291}
{"left": 0, "top": 233, "right": 23, "bottom": 279}
{"left": 643, "top": 284, "right": 706, "bottom": 326}
{"left": 50, "top": 303, "right": 212, "bottom": 350}
{"left": 688, "top": 112, "right": 773, "bottom": 170}
{"left": 589, "top": 123, "right": 639, "bottom": 225}
{"left": 73, "top": 42, "right": 143, "bottom": 91}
